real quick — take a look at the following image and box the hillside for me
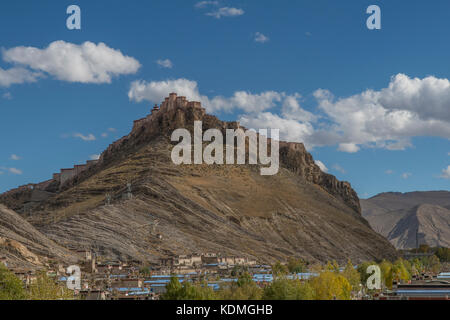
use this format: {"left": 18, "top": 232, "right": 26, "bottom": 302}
{"left": 0, "top": 204, "right": 76, "bottom": 269}
{"left": 361, "top": 191, "right": 450, "bottom": 249}
{"left": 0, "top": 94, "right": 398, "bottom": 264}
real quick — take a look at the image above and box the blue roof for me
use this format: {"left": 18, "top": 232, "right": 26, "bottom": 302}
{"left": 116, "top": 287, "right": 142, "bottom": 292}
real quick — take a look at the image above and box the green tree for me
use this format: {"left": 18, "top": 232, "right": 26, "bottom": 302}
{"left": 287, "top": 258, "right": 306, "bottom": 274}
{"left": 272, "top": 261, "right": 288, "bottom": 276}
{"left": 357, "top": 261, "right": 376, "bottom": 286}
{"left": 161, "top": 276, "right": 216, "bottom": 300}
{"left": 217, "top": 273, "right": 262, "bottom": 300}
{"left": 0, "top": 264, "right": 27, "bottom": 300}
{"left": 28, "top": 271, "right": 74, "bottom": 300}
{"left": 262, "top": 278, "right": 314, "bottom": 300}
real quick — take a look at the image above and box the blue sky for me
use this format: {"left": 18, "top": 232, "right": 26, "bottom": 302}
{"left": 0, "top": 0, "right": 449, "bottom": 197}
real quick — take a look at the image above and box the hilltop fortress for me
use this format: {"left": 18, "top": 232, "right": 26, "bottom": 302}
{"left": 0, "top": 93, "right": 360, "bottom": 215}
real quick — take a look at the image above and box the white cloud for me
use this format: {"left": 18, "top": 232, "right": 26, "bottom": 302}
{"left": 195, "top": 1, "right": 218, "bottom": 8}
{"left": 2, "top": 41, "right": 140, "bottom": 84}
{"left": 129, "top": 74, "right": 450, "bottom": 154}
{"left": 338, "top": 143, "right": 360, "bottom": 153}
{"left": 0, "top": 167, "right": 23, "bottom": 175}
{"left": 156, "top": 59, "right": 173, "bottom": 69}
{"left": 90, "top": 154, "right": 100, "bottom": 160}
{"left": 385, "top": 169, "right": 394, "bottom": 175}
{"left": 10, "top": 154, "right": 21, "bottom": 160}
{"left": 129, "top": 78, "right": 203, "bottom": 104}
{"left": 440, "top": 166, "right": 450, "bottom": 179}
{"left": 206, "top": 7, "right": 244, "bottom": 18}
{"left": 240, "top": 112, "right": 314, "bottom": 147}
{"left": 401, "top": 172, "right": 412, "bottom": 179}
{"left": 332, "top": 164, "right": 346, "bottom": 174}
{"left": 312, "top": 74, "right": 450, "bottom": 151}
{"left": 254, "top": 32, "right": 269, "bottom": 43}
{"left": 0, "top": 67, "right": 41, "bottom": 87}
{"left": 315, "top": 160, "right": 328, "bottom": 173}
{"left": 128, "top": 78, "right": 313, "bottom": 116}
{"left": 73, "top": 133, "right": 96, "bottom": 141}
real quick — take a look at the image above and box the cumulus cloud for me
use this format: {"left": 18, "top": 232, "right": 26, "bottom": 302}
{"left": 338, "top": 143, "right": 360, "bottom": 153}
{"left": 313, "top": 74, "right": 450, "bottom": 151}
{"left": 129, "top": 74, "right": 450, "bottom": 153}
{"left": 128, "top": 78, "right": 313, "bottom": 117}
{"left": 10, "top": 154, "right": 21, "bottom": 160}
{"left": 73, "top": 133, "right": 96, "bottom": 141}
{"left": 2, "top": 41, "right": 140, "bottom": 84}
{"left": 385, "top": 169, "right": 394, "bottom": 175}
{"left": 156, "top": 59, "right": 173, "bottom": 69}
{"left": 0, "top": 67, "right": 41, "bottom": 87}
{"left": 206, "top": 7, "right": 244, "bottom": 18}
{"left": 440, "top": 166, "right": 450, "bottom": 179}
{"left": 239, "top": 112, "right": 314, "bottom": 147}
{"left": 254, "top": 32, "right": 270, "bottom": 43}
{"left": 315, "top": 160, "right": 328, "bottom": 173}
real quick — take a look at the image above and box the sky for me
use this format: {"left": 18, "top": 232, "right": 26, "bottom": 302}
{"left": 0, "top": 0, "right": 449, "bottom": 198}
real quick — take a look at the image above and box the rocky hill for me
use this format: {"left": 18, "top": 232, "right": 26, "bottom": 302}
{"left": 361, "top": 191, "right": 450, "bottom": 249}
{"left": 0, "top": 205, "right": 76, "bottom": 269}
{"left": 0, "top": 93, "right": 397, "bottom": 264}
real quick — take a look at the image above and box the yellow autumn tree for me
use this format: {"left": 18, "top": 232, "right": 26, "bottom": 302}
{"left": 310, "top": 271, "right": 351, "bottom": 300}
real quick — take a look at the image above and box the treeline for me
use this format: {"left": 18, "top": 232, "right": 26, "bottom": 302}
{"left": 0, "top": 264, "right": 75, "bottom": 300}
{"left": 161, "top": 256, "right": 445, "bottom": 301}
{"left": 406, "top": 245, "right": 450, "bottom": 262}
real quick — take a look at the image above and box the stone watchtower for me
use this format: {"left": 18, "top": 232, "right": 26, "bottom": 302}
{"left": 151, "top": 104, "right": 160, "bottom": 114}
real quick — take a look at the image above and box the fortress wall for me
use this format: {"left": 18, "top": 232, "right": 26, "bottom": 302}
{"left": 60, "top": 168, "right": 76, "bottom": 186}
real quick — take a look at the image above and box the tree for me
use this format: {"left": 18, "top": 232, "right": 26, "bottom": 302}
{"left": 436, "top": 247, "right": 450, "bottom": 262}
{"left": 0, "top": 264, "right": 27, "bottom": 300}
{"left": 161, "top": 276, "right": 216, "bottom": 300}
{"left": 325, "top": 260, "right": 340, "bottom": 273}
{"left": 357, "top": 261, "right": 376, "bottom": 286}
{"left": 262, "top": 278, "right": 314, "bottom": 300}
{"left": 342, "top": 260, "right": 361, "bottom": 293}
{"left": 217, "top": 273, "right": 262, "bottom": 300}
{"left": 287, "top": 258, "right": 306, "bottom": 274}
{"left": 28, "top": 270, "right": 74, "bottom": 300}
{"left": 379, "top": 260, "right": 393, "bottom": 289}
{"left": 272, "top": 261, "right": 288, "bottom": 276}
{"left": 426, "top": 255, "right": 441, "bottom": 273}
{"left": 139, "top": 266, "right": 151, "bottom": 277}
{"left": 310, "top": 271, "right": 351, "bottom": 300}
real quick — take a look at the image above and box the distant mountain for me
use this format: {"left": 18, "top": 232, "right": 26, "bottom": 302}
{"left": 0, "top": 94, "right": 397, "bottom": 264}
{"left": 361, "top": 191, "right": 450, "bottom": 249}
